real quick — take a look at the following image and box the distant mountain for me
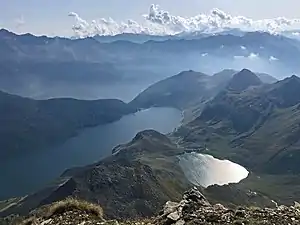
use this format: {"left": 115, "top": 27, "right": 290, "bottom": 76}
{"left": 130, "top": 70, "right": 211, "bottom": 110}
{"left": 130, "top": 69, "right": 275, "bottom": 115}
{"left": 256, "top": 72, "right": 278, "bottom": 84}
{"left": 0, "top": 29, "right": 299, "bottom": 100}
{"left": 1, "top": 29, "right": 299, "bottom": 62}
{"left": 93, "top": 28, "right": 247, "bottom": 43}
{"left": 93, "top": 33, "right": 174, "bottom": 43}
{"left": 213, "top": 69, "right": 277, "bottom": 85}
{"left": 0, "top": 90, "right": 135, "bottom": 161}
{"left": 177, "top": 28, "right": 247, "bottom": 39}
{"left": 226, "top": 69, "right": 263, "bottom": 92}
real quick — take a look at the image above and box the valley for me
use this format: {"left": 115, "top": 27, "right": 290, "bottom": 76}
{"left": 1, "top": 26, "right": 300, "bottom": 225}
{"left": 0, "top": 107, "right": 182, "bottom": 200}
{"left": 1, "top": 67, "right": 296, "bottom": 220}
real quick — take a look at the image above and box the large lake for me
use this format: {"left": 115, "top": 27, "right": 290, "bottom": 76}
{"left": 0, "top": 107, "right": 249, "bottom": 200}
{"left": 0, "top": 107, "right": 182, "bottom": 200}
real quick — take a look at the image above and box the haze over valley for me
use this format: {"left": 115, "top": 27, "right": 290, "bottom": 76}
{"left": 0, "top": 28, "right": 299, "bottom": 101}
{"left": 2, "top": 2, "right": 300, "bottom": 224}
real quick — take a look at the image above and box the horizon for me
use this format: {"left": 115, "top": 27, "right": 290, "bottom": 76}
{"left": 1, "top": 1, "right": 300, "bottom": 37}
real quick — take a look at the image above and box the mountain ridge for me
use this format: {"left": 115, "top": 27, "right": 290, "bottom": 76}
{"left": 226, "top": 68, "right": 263, "bottom": 92}
{"left": 0, "top": 130, "right": 276, "bottom": 220}
{"left": 0, "top": 28, "right": 299, "bottom": 99}
{"left": 0, "top": 90, "right": 136, "bottom": 161}
{"left": 176, "top": 74, "right": 300, "bottom": 171}
{"left": 2, "top": 69, "right": 300, "bottom": 221}
{"left": 130, "top": 68, "right": 277, "bottom": 121}
{"left": 4, "top": 186, "right": 299, "bottom": 225}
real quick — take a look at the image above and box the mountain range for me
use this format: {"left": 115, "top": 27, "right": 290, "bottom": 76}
{"left": 2, "top": 68, "right": 300, "bottom": 220}
{"left": 2, "top": 25, "right": 300, "bottom": 224}
{"left": 0, "top": 29, "right": 298, "bottom": 100}
{"left": 131, "top": 69, "right": 277, "bottom": 122}
{"left": 0, "top": 68, "right": 277, "bottom": 162}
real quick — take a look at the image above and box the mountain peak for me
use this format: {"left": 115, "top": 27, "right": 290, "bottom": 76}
{"left": 269, "top": 74, "right": 300, "bottom": 107}
{"left": 213, "top": 69, "right": 236, "bottom": 77}
{"left": 290, "top": 74, "right": 300, "bottom": 80}
{"left": 278, "top": 74, "right": 300, "bottom": 87}
{"left": 240, "top": 68, "right": 252, "bottom": 73}
{"left": 132, "top": 129, "right": 169, "bottom": 142}
{"left": 226, "top": 68, "right": 262, "bottom": 92}
{"left": 112, "top": 129, "right": 175, "bottom": 155}
{"left": 176, "top": 70, "right": 208, "bottom": 78}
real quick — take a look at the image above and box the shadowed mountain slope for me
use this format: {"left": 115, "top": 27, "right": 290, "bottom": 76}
{"left": 0, "top": 90, "right": 135, "bottom": 161}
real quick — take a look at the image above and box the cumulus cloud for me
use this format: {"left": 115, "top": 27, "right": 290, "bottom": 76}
{"left": 68, "top": 4, "right": 300, "bottom": 38}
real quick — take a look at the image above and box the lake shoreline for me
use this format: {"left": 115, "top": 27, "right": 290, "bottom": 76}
{"left": 0, "top": 107, "right": 182, "bottom": 200}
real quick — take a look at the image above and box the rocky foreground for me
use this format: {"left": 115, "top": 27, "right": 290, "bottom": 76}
{"left": 156, "top": 188, "right": 300, "bottom": 225}
{"left": 4, "top": 187, "right": 300, "bottom": 225}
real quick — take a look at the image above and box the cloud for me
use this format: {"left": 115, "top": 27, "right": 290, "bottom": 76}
{"left": 14, "top": 15, "right": 25, "bottom": 29}
{"left": 234, "top": 55, "right": 245, "bottom": 59}
{"left": 234, "top": 53, "right": 259, "bottom": 60}
{"left": 248, "top": 53, "right": 259, "bottom": 59}
{"left": 269, "top": 56, "right": 279, "bottom": 61}
{"left": 68, "top": 4, "right": 300, "bottom": 38}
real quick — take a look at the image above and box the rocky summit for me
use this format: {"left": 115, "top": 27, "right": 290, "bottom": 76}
{"left": 157, "top": 187, "right": 300, "bottom": 225}
{"left": 5, "top": 187, "right": 300, "bottom": 225}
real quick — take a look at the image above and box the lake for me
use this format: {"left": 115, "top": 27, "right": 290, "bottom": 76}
{"left": 0, "top": 107, "right": 250, "bottom": 200}
{"left": 0, "top": 107, "right": 182, "bottom": 200}
{"left": 178, "top": 152, "right": 249, "bottom": 187}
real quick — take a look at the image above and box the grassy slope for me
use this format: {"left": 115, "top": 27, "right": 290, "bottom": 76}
{"left": 0, "top": 131, "right": 192, "bottom": 219}
{"left": 173, "top": 76, "right": 300, "bottom": 203}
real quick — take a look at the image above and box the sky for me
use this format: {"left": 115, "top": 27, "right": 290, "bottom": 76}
{"left": 1, "top": 0, "right": 300, "bottom": 36}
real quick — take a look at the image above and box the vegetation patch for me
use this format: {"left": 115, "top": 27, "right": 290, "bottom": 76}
{"left": 46, "top": 198, "right": 103, "bottom": 219}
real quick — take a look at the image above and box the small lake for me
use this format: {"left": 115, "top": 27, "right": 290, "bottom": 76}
{"left": 0, "top": 107, "right": 182, "bottom": 200}
{"left": 179, "top": 152, "right": 249, "bottom": 187}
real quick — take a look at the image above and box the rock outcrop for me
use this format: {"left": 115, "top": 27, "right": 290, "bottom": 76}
{"left": 156, "top": 187, "right": 210, "bottom": 225}
{"left": 4, "top": 187, "right": 300, "bottom": 225}
{"left": 156, "top": 187, "right": 300, "bottom": 225}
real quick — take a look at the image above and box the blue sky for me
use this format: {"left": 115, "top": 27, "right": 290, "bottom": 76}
{"left": 1, "top": 0, "right": 300, "bottom": 36}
